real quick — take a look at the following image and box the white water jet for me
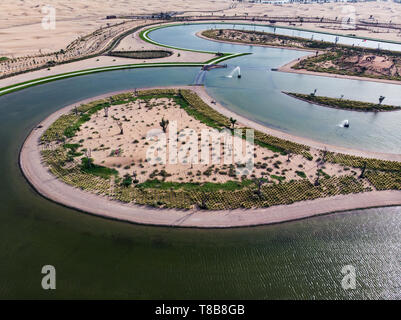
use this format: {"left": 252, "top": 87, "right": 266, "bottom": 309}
{"left": 338, "top": 120, "right": 349, "bottom": 128}
{"left": 226, "top": 66, "right": 241, "bottom": 78}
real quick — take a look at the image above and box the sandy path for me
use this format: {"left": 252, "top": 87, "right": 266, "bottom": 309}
{"left": 20, "top": 86, "right": 401, "bottom": 228}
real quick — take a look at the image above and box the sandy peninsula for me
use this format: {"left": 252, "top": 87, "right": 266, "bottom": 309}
{"left": 20, "top": 86, "right": 401, "bottom": 228}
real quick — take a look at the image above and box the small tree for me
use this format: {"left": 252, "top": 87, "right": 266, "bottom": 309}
{"left": 229, "top": 117, "right": 237, "bottom": 130}
{"left": 116, "top": 120, "right": 123, "bottom": 135}
{"left": 314, "top": 170, "right": 320, "bottom": 186}
{"left": 122, "top": 174, "right": 133, "bottom": 187}
{"left": 286, "top": 151, "right": 292, "bottom": 163}
{"left": 160, "top": 117, "right": 169, "bottom": 133}
{"left": 199, "top": 193, "right": 209, "bottom": 210}
{"left": 254, "top": 178, "right": 267, "bottom": 199}
{"left": 321, "top": 148, "right": 327, "bottom": 164}
{"left": 81, "top": 157, "right": 94, "bottom": 169}
{"left": 359, "top": 162, "right": 367, "bottom": 179}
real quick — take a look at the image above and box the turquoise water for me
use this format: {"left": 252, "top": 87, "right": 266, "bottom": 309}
{"left": 0, "top": 24, "right": 399, "bottom": 299}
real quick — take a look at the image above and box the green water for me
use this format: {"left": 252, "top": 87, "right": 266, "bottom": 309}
{"left": 0, "top": 26, "right": 400, "bottom": 299}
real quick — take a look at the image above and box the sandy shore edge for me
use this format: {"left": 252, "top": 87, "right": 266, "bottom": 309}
{"left": 278, "top": 55, "right": 401, "bottom": 86}
{"left": 196, "top": 29, "right": 401, "bottom": 86}
{"left": 20, "top": 86, "right": 401, "bottom": 228}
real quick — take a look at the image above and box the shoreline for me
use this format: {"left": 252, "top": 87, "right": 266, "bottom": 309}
{"left": 282, "top": 92, "right": 401, "bottom": 113}
{"left": 278, "top": 55, "right": 401, "bottom": 86}
{"left": 195, "top": 30, "right": 317, "bottom": 53}
{"left": 192, "top": 85, "right": 401, "bottom": 162}
{"left": 3, "top": 20, "right": 401, "bottom": 95}
{"left": 20, "top": 86, "right": 401, "bottom": 228}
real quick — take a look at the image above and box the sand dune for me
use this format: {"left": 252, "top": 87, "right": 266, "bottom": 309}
{"left": 1, "top": 1, "right": 401, "bottom": 57}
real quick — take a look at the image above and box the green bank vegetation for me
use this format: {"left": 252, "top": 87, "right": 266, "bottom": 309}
{"left": 109, "top": 50, "right": 173, "bottom": 59}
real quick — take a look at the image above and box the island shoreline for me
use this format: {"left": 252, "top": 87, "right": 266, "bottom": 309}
{"left": 196, "top": 30, "right": 401, "bottom": 86}
{"left": 282, "top": 92, "right": 401, "bottom": 113}
{"left": 19, "top": 86, "right": 401, "bottom": 228}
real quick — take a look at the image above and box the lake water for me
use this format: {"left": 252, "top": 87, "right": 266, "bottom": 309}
{"left": 150, "top": 23, "right": 401, "bottom": 153}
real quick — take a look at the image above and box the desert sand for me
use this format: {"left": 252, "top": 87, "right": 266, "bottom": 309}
{"left": 1, "top": 1, "right": 401, "bottom": 58}
{"left": 0, "top": 0, "right": 230, "bottom": 57}
{"left": 67, "top": 93, "right": 350, "bottom": 185}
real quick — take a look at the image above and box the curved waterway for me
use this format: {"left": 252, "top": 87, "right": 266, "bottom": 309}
{"left": 0, "top": 25, "right": 399, "bottom": 299}
{"left": 150, "top": 23, "right": 401, "bottom": 154}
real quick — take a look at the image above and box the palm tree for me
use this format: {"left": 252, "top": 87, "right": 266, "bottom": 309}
{"left": 314, "top": 170, "right": 320, "bottom": 186}
{"left": 359, "top": 162, "right": 367, "bottom": 179}
{"left": 199, "top": 192, "right": 209, "bottom": 210}
{"left": 254, "top": 178, "right": 266, "bottom": 200}
{"left": 160, "top": 117, "right": 169, "bottom": 133}
{"left": 229, "top": 117, "right": 237, "bottom": 129}
{"left": 116, "top": 121, "right": 123, "bottom": 135}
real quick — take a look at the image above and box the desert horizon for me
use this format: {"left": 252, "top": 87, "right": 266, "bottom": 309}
{"left": 1, "top": 1, "right": 401, "bottom": 57}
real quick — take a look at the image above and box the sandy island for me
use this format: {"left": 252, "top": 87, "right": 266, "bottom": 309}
{"left": 20, "top": 86, "right": 401, "bottom": 228}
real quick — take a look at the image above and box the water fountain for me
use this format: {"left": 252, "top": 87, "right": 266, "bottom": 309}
{"left": 338, "top": 120, "right": 350, "bottom": 128}
{"left": 227, "top": 66, "right": 241, "bottom": 79}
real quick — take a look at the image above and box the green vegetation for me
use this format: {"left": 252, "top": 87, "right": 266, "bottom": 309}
{"left": 81, "top": 158, "right": 118, "bottom": 179}
{"left": 137, "top": 179, "right": 254, "bottom": 191}
{"left": 109, "top": 50, "right": 172, "bottom": 59}
{"left": 0, "top": 57, "right": 9, "bottom": 62}
{"left": 325, "top": 152, "right": 401, "bottom": 172}
{"left": 41, "top": 114, "right": 79, "bottom": 142}
{"left": 365, "top": 172, "right": 401, "bottom": 190}
{"left": 295, "top": 171, "right": 307, "bottom": 178}
{"left": 113, "top": 175, "right": 368, "bottom": 209}
{"left": 285, "top": 92, "right": 401, "bottom": 112}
